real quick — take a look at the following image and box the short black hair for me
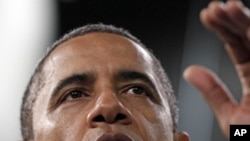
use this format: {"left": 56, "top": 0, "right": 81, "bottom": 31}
{"left": 20, "top": 23, "right": 178, "bottom": 140}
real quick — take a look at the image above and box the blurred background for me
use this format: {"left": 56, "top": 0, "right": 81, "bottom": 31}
{"left": 0, "top": 0, "right": 249, "bottom": 140}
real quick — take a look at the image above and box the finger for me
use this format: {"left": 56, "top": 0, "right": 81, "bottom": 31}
{"left": 183, "top": 65, "right": 237, "bottom": 117}
{"left": 201, "top": 1, "right": 245, "bottom": 38}
{"left": 200, "top": 6, "right": 244, "bottom": 47}
{"left": 174, "top": 131, "right": 189, "bottom": 141}
{"left": 200, "top": 3, "right": 250, "bottom": 63}
{"left": 224, "top": 43, "right": 250, "bottom": 88}
{"left": 223, "top": 1, "right": 250, "bottom": 107}
{"left": 224, "top": 1, "right": 250, "bottom": 64}
{"left": 226, "top": 0, "right": 250, "bottom": 35}
{"left": 201, "top": 1, "right": 250, "bottom": 105}
{"left": 235, "top": 62, "right": 250, "bottom": 107}
{"left": 183, "top": 65, "right": 237, "bottom": 137}
{"left": 225, "top": 41, "right": 250, "bottom": 64}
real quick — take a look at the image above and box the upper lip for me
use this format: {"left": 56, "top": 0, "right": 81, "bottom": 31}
{"left": 97, "top": 133, "right": 133, "bottom": 141}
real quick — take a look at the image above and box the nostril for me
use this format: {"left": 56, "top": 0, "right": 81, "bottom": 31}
{"left": 115, "top": 113, "right": 127, "bottom": 121}
{"left": 93, "top": 115, "right": 105, "bottom": 122}
{"left": 93, "top": 113, "right": 127, "bottom": 123}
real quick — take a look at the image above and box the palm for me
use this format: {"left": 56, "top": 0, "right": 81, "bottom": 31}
{"left": 184, "top": 0, "right": 250, "bottom": 138}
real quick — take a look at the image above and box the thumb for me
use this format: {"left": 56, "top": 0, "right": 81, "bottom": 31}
{"left": 183, "top": 65, "right": 236, "bottom": 119}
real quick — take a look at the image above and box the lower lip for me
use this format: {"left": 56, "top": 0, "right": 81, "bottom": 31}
{"left": 97, "top": 133, "right": 133, "bottom": 141}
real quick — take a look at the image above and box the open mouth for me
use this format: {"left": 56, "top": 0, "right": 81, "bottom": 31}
{"left": 97, "top": 133, "right": 133, "bottom": 141}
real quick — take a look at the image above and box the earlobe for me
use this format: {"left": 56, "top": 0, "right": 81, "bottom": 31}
{"left": 174, "top": 131, "right": 190, "bottom": 141}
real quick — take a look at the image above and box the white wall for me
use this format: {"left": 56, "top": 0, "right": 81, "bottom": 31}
{"left": 0, "top": 0, "right": 56, "bottom": 140}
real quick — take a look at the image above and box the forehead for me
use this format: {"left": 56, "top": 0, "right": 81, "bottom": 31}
{"left": 42, "top": 32, "right": 155, "bottom": 80}
{"left": 57, "top": 32, "right": 141, "bottom": 54}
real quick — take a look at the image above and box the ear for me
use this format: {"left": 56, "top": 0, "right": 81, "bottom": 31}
{"left": 174, "top": 131, "right": 190, "bottom": 141}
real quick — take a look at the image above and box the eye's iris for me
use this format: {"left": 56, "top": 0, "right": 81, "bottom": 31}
{"left": 128, "top": 86, "right": 145, "bottom": 95}
{"left": 69, "top": 90, "right": 83, "bottom": 99}
{"left": 62, "top": 89, "right": 90, "bottom": 102}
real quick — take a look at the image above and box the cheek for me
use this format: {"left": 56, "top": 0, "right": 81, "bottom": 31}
{"left": 128, "top": 99, "right": 173, "bottom": 140}
{"left": 52, "top": 104, "right": 90, "bottom": 134}
{"left": 34, "top": 103, "right": 90, "bottom": 140}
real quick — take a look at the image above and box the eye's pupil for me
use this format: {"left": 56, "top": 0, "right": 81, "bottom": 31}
{"left": 133, "top": 87, "right": 143, "bottom": 94}
{"left": 70, "top": 90, "right": 82, "bottom": 98}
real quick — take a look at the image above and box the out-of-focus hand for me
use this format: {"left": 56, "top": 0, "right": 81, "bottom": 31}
{"left": 184, "top": 0, "right": 250, "bottom": 138}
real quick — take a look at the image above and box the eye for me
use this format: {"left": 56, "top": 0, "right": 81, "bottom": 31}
{"left": 126, "top": 86, "right": 147, "bottom": 96}
{"left": 63, "top": 89, "right": 89, "bottom": 101}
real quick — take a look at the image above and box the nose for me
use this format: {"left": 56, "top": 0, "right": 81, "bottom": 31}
{"left": 87, "top": 90, "right": 132, "bottom": 128}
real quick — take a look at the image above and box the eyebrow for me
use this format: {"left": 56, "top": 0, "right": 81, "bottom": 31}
{"left": 115, "top": 70, "right": 156, "bottom": 89}
{"left": 51, "top": 72, "right": 95, "bottom": 99}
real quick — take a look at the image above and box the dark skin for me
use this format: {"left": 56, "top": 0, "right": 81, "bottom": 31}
{"left": 32, "top": 33, "right": 189, "bottom": 141}
{"left": 185, "top": 0, "right": 250, "bottom": 138}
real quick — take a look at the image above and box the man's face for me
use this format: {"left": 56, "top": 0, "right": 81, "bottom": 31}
{"left": 32, "top": 33, "right": 174, "bottom": 141}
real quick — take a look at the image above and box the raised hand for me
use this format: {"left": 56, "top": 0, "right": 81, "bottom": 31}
{"left": 184, "top": 0, "right": 250, "bottom": 138}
